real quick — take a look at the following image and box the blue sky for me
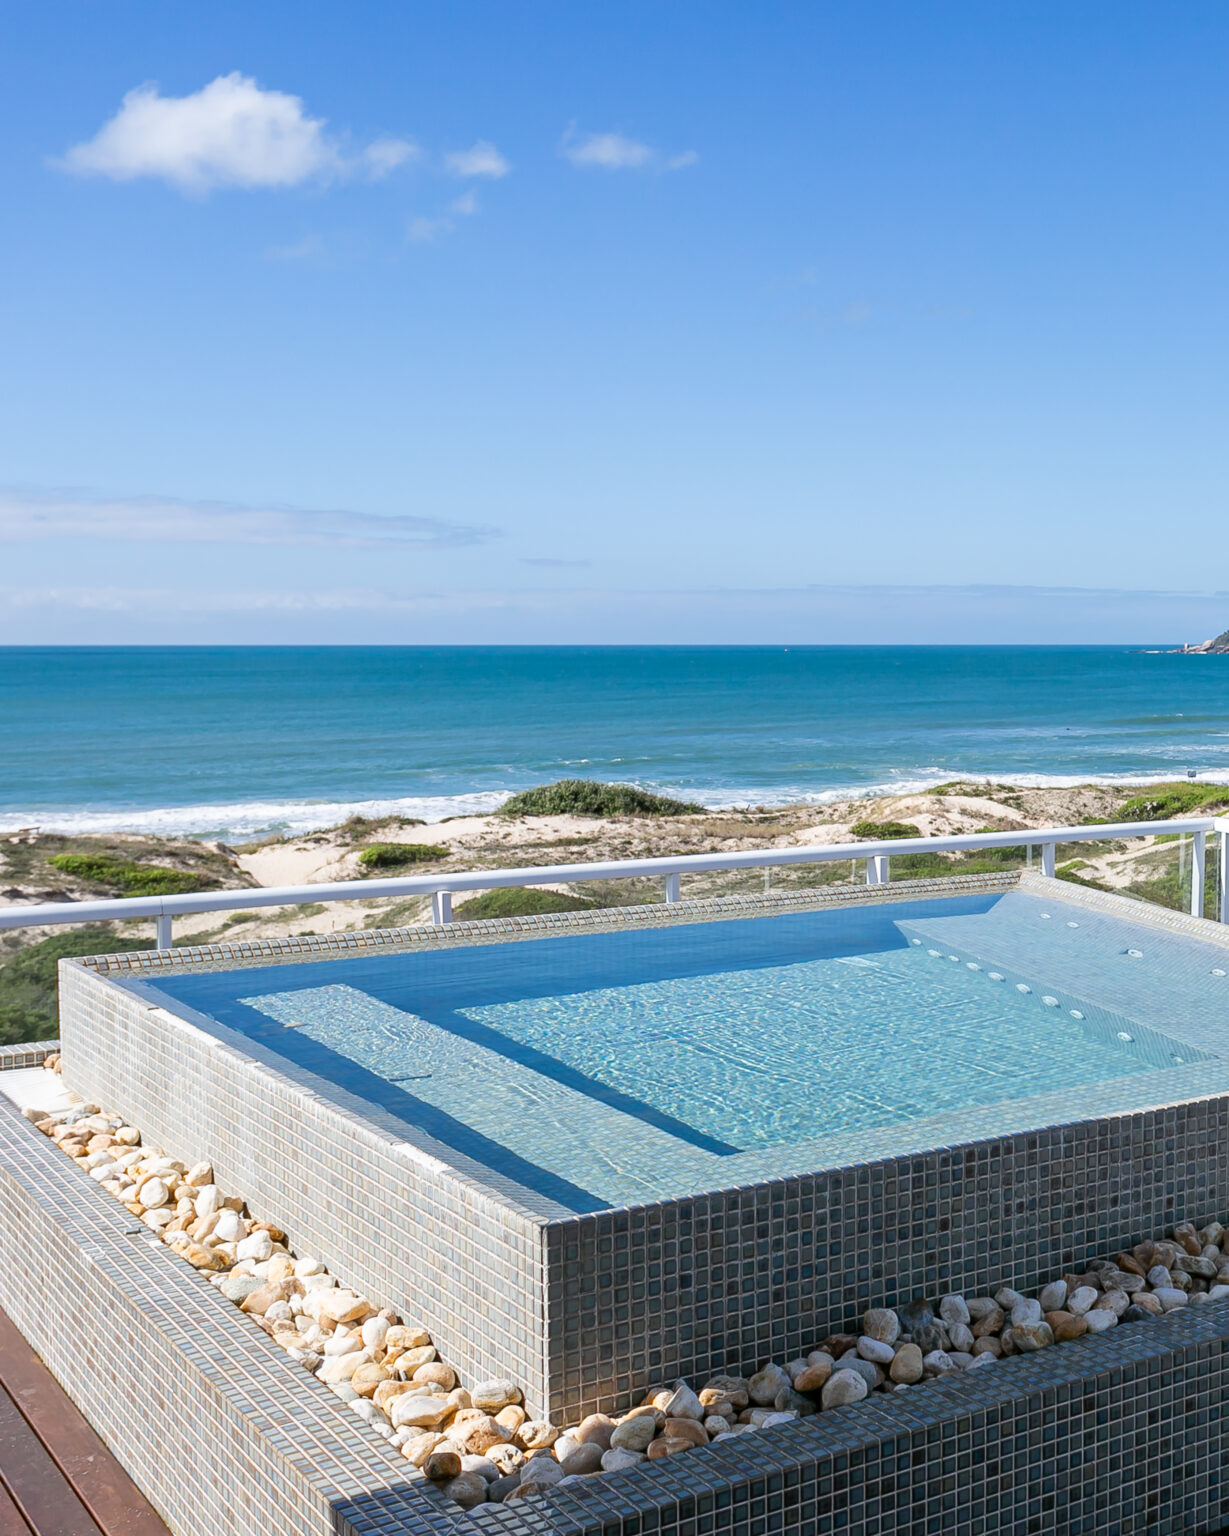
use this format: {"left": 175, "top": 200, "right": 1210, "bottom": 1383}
{"left": 2, "top": 2, "right": 1228, "bottom": 643}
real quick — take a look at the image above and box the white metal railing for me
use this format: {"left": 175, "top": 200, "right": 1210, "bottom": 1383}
{"left": 0, "top": 816, "right": 1225, "bottom": 950}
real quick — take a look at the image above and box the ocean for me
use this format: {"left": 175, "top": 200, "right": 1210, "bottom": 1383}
{"left": 2, "top": 645, "right": 1228, "bottom": 840}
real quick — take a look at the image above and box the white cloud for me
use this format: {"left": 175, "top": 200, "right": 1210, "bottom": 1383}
{"left": 0, "top": 488, "right": 496, "bottom": 548}
{"left": 406, "top": 192, "right": 480, "bottom": 243}
{"left": 8, "top": 582, "right": 1229, "bottom": 650}
{"left": 0, "top": 586, "right": 417, "bottom": 614}
{"left": 444, "top": 140, "right": 510, "bottom": 178}
{"left": 407, "top": 214, "right": 452, "bottom": 243}
{"left": 56, "top": 73, "right": 416, "bottom": 193}
{"left": 559, "top": 128, "right": 697, "bottom": 172}
{"left": 264, "top": 233, "right": 325, "bottom": 261}
{"left": 362, "top": 137, "right": 417, "bottom": 177}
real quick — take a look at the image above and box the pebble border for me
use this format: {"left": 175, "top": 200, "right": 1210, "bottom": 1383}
{"left": 20, "top": 1055, "right": 1229, "bottom": 1520}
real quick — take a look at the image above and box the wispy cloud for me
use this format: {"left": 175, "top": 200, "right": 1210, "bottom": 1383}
{"left": 559, "top": 127, "right": 698, "bottom": 172}
{"left": 0, "top": 586, "right": 424, "bottom": 614}
{"left": 264, "top": 233, "right": 325, "bottom": 262}
{"left": 444, "top": 140, "right": 511, "bottom": 178}
{"left": 7, "top": 583, "right": 1229, "bottom": 650}
{"left": 0, "top": 488, "right": 497, "bottom": 549}
{"left": 54, "top": 73, "right": 417, "bottom": 193}
{"left": 406, "top": 214, "right": 450, "bottom": 243}
{"left": 406, "top": 192, "right": 481, "bottom": 243}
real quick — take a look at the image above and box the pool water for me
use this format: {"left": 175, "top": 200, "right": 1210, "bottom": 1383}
{"left": 130, "top": 891, "right": 1225, "bottom": 1213}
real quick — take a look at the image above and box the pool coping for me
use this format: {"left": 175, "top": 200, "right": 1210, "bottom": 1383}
{"left": 77, "top": 871, "right": 1023, "bottom": 976}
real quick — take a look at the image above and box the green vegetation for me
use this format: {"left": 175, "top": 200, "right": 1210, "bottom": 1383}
{"left": 341, "top": 814, "right": 425, "bottom": 838}
{"left": 456, "top": 888, "right": 597, "bottom": 920}
{"left": 1115, "top": 783, "right": 1229, "bottom": 821}
{"left": 1115, "top": 837, "right": 1222, "bottom": 916}
{"left": 46, "top": 852, "right": 217, "bottom": 896}
{"left": 922, "top": 781, "right": 1025, "bottom": 801}
{"left": 850, "top": 819, "right": 922, "bottom": 840}
{"left": 358, "top": 843, "right": 450, "bottom": 870}
{"left": 0, "top": 927, "right": 153, "bottom": 1044}
{"left": 499, "top": 780, "right": 704, "bottom": 818}
{"left": 888, "top": 846, "right": 1028, "bottom": 880}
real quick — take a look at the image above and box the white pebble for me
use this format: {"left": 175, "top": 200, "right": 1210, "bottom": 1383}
{"left": 1067, "top": 1287, "right": 1099, "bottom": 1317}
{"left": 236, "top": 1230, "right": 274, "bottom": 1263}
{"left": 194, "top": 1185, "right": 222, "bottom": 1218}
{"left": 213, "top": 1209, "right": 246, "bottom": 1244}
{"left": 362, "top": 1317, "right": 390, "bottom": 1353}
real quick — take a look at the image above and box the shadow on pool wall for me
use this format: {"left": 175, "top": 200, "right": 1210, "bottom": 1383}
{"left": 53, "top": 871, "right": 1229, "bottom": 1425}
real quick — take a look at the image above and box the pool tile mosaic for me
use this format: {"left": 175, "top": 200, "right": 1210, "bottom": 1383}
{"left": 55, "top": 873, "right": 1229, "bottom": 1433}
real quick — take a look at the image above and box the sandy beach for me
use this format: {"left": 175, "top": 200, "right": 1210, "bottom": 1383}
{"left": 1, "top": 778, "right": 1210, "bottom": 957}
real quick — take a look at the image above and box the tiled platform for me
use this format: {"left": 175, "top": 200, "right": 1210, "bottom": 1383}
{"left": 0, "top": 1050, "right": 461, "bottom": 1536}
{"left": 7, "top": 862, "right": 1229, "bottom": 1530}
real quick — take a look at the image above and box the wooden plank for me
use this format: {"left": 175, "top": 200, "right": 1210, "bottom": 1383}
{"left": 0, "top": 1313, "right": 165, "bottom": 1536}
{"left": 0, "top": 1388, "right": 102, "bottom": 1536}
{"left": 0, "top": 1478, "right": 31, "bottom": 1536}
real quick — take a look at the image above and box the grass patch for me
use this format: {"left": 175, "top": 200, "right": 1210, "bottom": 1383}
{"left": 456, "top": 888, "right": 598, "bottom": 920}
{"left": 1056, "top": 867, "right": 1113, "bottom": 893}
{"left": 850, "top": 819, "right": 922, "bottom": 840}
{"left": 922, "top": 781, "right": 1026, "bottom": 802}
{"left": 1122, "top": 856, "right": 1220, "bottom": 915}
{"left": 358, "top": 843, "right": 449, "bottom": 870}
{"left": 340, "top": 814, "right": 425, "bottom": 840}
{"left": 361, "top": 898, "right": 432, "bottom": 929}
{"left": 1116, "top": 783, "right": 1229, "bottom": 821}
{"left": 499, "top": 780, "right": 704, "bottom": 818}
{"left": 46, "top": 852, "right": 217, "bottom": 896}
{"left": 888, "top": 845, "right": 1031, "bottom": 880}
{"left": 0, "top": 927, "right": 154, "bottom": 1044}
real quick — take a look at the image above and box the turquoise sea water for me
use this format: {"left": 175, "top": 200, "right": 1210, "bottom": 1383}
{"left": 3, "top": 645, "right": 1229, "bottom": 838}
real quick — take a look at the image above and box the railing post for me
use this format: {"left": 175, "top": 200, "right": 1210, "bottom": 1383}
{"left": 155, "top": 914, "right": 173, "bottom": 949}
{"left": 664, "top": 874, "right": 681, "bottom": 904}
{"left": 1220, "top": 830, "right": 1229, "bottom": 923}
{"left": 431, "top": 891, "right": 452, "bottom": 925}
{"left": 866, "top": 856, "right": 888, "bottom": 885}
{"left": 1040, "top": 843, "right": 1056, "bottom": 878}
{"left": 1192, "top": 831, "right": 1206, "bottom": 919}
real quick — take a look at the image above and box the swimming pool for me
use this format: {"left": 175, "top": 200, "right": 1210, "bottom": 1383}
{"left": 116, "top": 887, "right": 1226, "bottom": 1214}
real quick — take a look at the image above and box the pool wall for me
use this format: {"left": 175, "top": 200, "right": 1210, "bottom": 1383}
{"left": 56, "top": 873, "right": 1229, "bottom": 1425}
{"left": 56, "top": 955, "right": 553, "bottom": 1409}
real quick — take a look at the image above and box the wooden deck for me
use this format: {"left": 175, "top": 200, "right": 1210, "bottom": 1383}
{"left": 0, "top": 1308, "right": 168, "bottom": 1536}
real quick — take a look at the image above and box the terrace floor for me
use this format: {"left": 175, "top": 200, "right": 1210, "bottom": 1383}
{"left": 0, "top": 1306, "right": 167, "bottom": 1536}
